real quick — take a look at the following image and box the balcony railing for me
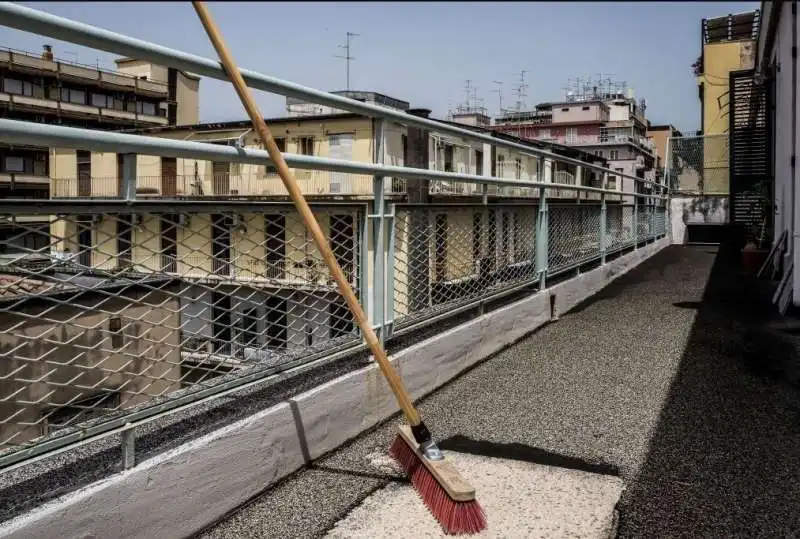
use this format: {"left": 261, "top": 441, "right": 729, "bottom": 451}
{"left": 0, "top": 46, "right": 169, "bottom": 96}
{"left": 50, "top": 171, "right": 406, "bottom": 198}
{"left": 0, "top": 91, "right": 168, "bottom": 125}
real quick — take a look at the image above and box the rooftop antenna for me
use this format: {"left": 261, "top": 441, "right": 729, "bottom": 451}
{"left": 493, "top": 80, "right": 504, "bottom": 114}
{"left": 513, "top": 69, "right": 528, "bottom": 112}
{"left": 334, "top": 31, "right": 359, "bottom": 91}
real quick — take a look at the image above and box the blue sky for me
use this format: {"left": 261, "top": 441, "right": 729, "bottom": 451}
{"left": 2, "top": 1, "right": 759, "bottom": 133}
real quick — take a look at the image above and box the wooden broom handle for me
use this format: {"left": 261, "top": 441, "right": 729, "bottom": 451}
{"left": 192, "top": 1, "right": 421, "bottom": 426}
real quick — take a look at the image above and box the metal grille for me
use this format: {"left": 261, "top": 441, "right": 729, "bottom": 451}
{"left": 0, "top": 207, "right": 362, "bottom": 450}
{"left": 666, "top": 134, "right": 730, "bottom": 195}
{"left": 729, "top": 68, "right": 772, "bottom": 232}
{"left": 392, "top": 204, "right": 538, "bottom": 327}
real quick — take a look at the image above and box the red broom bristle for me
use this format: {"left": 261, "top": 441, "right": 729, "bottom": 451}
{"left": 389, "top": 436, "right": 487, "bottom": 535}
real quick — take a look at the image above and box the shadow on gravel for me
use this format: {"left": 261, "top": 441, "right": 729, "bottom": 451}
{"left": 617, "top": 242, "right": 800, "bottom": 537}
{"left": 439, "top": 435, "right": 619, "bottom": 477}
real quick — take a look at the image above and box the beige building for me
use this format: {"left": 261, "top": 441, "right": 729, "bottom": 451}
{"left": 44, "top": 94, "right": 621, "bottom": 351}
{"left": 0, "top": 273, "right": 182, "bottom": 447}
{"left": 0, "top": 44, "right": 199, "bottom": 257}
{"left": 646, "top": 124, "right": 683, "bottom": 180}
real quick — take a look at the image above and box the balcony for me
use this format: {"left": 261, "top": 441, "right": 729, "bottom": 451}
{"left": 0, "top": 47, "right": 168, "bottom": 97}
{"left": 0, "top": 91, "right": 168, "bottom": 125}
{"left": 50, "top": 171, "right": 406, "bottom": 199}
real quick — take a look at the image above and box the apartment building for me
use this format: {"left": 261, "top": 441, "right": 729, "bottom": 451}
{"left": 646, "top": 123, "right": 683, "bottom": 181}
{"left": 489, "top": 78, "right": 658, "bottom": 197}
{"left": 696, "top": 11, "right": 760, "bottom": 136}
{"left": 0, "top": 272, "right": 181, "bottom": 447}
{"left": 44, "top": 91, "right": 617, "bottom": 360}
{"left": 0, "top": 44, "right": 199, "bottom": 256}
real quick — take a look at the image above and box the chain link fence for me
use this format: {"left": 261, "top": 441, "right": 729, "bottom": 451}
{"left": 0, "top": 206, "right": 363, "bottom": 450}
{"left": 666, "top": 134, "right": 729, "bottom": 195}
{"left": 392, "top": 198, "right": 666, "bottom": 329}
{"left": 0, "top": 195, "right": 668, "bottom": 460}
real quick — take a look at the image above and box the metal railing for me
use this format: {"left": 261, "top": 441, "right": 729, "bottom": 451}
{"left": 0, "top": 1, "right": 668, "bottom": 472}
{"left": 50, "top": 171, "right": 401, "bottom": 198}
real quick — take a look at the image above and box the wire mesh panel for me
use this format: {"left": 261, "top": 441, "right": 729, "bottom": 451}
{"left": 667, "top": 134, "right": 729, "bottom": 195}
{"left": 548, "top": 204, "right": 602, "bottom": 274}
{"left": 392, "top": 204, "right": 538, "bottom": 328}
{"left": 605, "top": 204, "right": 636, "bottom": 254}
{"left": 0, "top": 206, "right": 362, "bottom": 451}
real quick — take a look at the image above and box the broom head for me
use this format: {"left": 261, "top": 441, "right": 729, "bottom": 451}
{"left": 389, "top": 426, "right": 487, "bottom": 535}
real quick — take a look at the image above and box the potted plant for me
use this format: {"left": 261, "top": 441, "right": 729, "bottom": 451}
{"left": 741, "top": 181, "right": 772, "bottom": 274}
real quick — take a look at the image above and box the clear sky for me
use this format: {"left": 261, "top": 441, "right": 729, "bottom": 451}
{"left": 2, "top": 1, "right": 759, "bottom": 134}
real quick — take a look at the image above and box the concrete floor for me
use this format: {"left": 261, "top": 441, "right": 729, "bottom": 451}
{"left": 196, "top": 245, "right": 800, "bottom": 538}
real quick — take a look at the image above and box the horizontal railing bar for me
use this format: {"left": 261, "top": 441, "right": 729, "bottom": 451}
{"left": 0, "top": 200, "right": 370, "bottom": 215}
{"left": 0, "top": 2, "right": 663, "bottom": 190}
{"left": 0, "top": 119, "right": 664, "bottom": 198}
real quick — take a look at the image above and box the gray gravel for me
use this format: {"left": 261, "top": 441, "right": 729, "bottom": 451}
{"left": 198, "top": 245, "right": 800, "bottom": 539}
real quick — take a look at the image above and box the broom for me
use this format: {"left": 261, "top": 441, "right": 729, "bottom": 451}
{"left": 191, "top": 2, "right": 486, "bottom": 535}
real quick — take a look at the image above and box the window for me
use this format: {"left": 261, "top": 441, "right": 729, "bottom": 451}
{"left": 497, "top": 154, "right": 505, "bottom": 175}
{"left": 594, "top": 150, "right": 603, "bottom": 158}
{"left": 607, "top": 175, "right": 617, "bottom": 190}
{"left": 610, "top": 150, "right": 619, "bottom": 160}
{"left": 566, "top": 127, "right": 578, "bottom": 144}
{"left": 136, "top": 101, "right": 156, "bottom": 116}
{"left": 443, "top": 144, "right": 454, "bottom": 172}
{"left": 515, "top": 158, "right": 522, "bottom": 180}
{"left": 3, "top": 156, "right": 25, "bottom": 173}
{"left": 561, "top": 107, "right": 569, "bottom": 112}
{"left": 402, "top": 134, "right": 409, "bottom": 165}
{"left": 474, "top": 149, "right": 483, "bottom": 175}
{"left": 539, "top": 128, "right": 550, "bottom": 139}
{"left": 298, "top": 136, "right": 314, "bottom": 156}
{"left": 329, "top": 299, "right": 352, "bottom": 339}
{"left": 60, "top": 87, "right": 85, "bottom": 104}
{"left": 91, "top": 93, "right": 108, "bottom": 107}
{"left": 4, "top": 78, "right": 35, "bottom": 97}
{"left": 108, "top": 318, "right": 124, "bottom": 349}
{"left": 582, "top": 106, "right": 591, "bottom": 111}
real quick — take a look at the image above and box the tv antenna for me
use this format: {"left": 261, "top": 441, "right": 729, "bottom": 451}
{"left": 493, "top": 80, "right": 504, "bottom": 114}
{"left": 334, "top": 31, "right": 359, "bottom": 90}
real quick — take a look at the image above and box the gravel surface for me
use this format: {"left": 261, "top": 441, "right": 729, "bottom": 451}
{"left": 198, "top": 245, "right": 800, "bottom": 539}
{"left": 324, "top": 451, "right": 624, "bottom": 538}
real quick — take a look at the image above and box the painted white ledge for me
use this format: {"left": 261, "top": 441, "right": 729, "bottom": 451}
{"left": 0, "top": 237, "right": 669, "bottom": 539}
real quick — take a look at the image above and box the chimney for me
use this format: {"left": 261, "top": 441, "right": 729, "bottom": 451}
{"left": 407, "top": 108, "right": 432, "bottom": 119}
{"left": 41, "top": 44, "right": 53, "bottom": 62}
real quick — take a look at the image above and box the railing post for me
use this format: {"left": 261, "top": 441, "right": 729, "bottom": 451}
{"left": 122, "top": 153, "right": 136, "bottom": 201}
{"left": 371, "top": 119, "right": 387, "bottom": 344}
{"left": 575, "top": 164, "right": 582, "bottom": 203}
{"left": 600, "top": 172, "right": 607, "bottom": 264}
{"left": 633, "top": 180, "right": 638, "bottom": 249}
{"left": 385, "top": 202, "right": 396, "bottom": 340}
{"left": 536, "top": 158, "right": 550, "bottom": 289}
